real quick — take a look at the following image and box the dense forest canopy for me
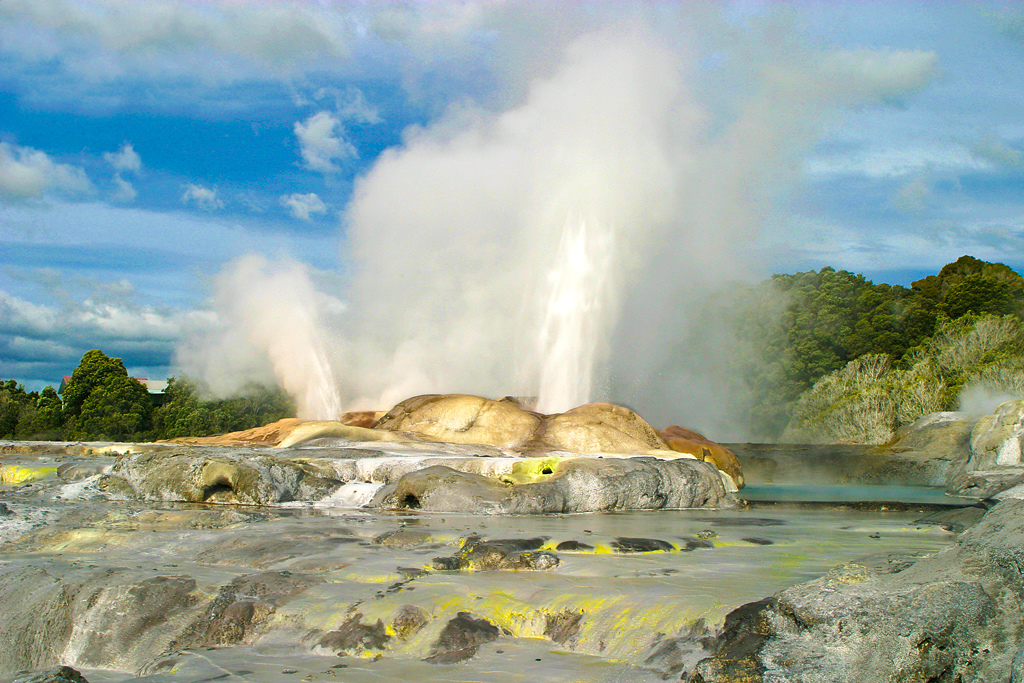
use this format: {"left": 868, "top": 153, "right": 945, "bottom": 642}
{"left": 0, "top": 351, "right": 293, "bottom": 442}
{"left": 1, "top": 255, "right": 1021, "bottom": 443}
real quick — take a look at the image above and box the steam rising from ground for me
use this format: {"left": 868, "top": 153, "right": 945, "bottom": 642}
{"left": 177, "top": 254, "right": 342, "bottom": 420}
{"left": 181, "top": 13, "right": 938, "bottom": 435}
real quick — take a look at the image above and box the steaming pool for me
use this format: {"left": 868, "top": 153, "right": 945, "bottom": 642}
{"left": 0, "top": 444, "right": 970, "bottom": 682}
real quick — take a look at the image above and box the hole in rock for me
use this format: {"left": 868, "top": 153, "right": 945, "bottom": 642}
{"left": 400, "top": 494, "right": 421, "bottom": 509}
{"left": 202, "top": 483, "right": 235, "bottom": 501}
{"left": 541, "top": 467, "right": 553, "bottom": 475}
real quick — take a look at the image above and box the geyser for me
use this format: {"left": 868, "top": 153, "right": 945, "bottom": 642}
{"left": 534, "top": 216, "right": 616, "bottom": 414}
{"left": 181, "top": 11, "right": 938, "bottom": 431}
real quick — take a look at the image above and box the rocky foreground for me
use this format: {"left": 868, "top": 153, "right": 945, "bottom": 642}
{"left": 4, "top": 396, "right": 1024, "bottom": 681}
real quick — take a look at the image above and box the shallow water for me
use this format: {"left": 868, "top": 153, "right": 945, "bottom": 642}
{"left": 0, "top": 444, "right": 963, "bottom": 682}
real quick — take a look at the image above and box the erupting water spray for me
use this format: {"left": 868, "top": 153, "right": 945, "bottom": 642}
{"left": 535, "top": 216, "right": 616, "bottom": 414}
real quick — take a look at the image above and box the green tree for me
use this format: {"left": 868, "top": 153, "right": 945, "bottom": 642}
{"left": 940, "top": 274, "right": 1014, "bottom": 320}
{"left": 151, "top": 376, "right": 295, "bottom": 439}
{"left": 0, "top": 380, "right": 39, "bottom": 439}
{"left": 29, "top": 386, "right": 64, "bottom": 438}
{"left": 62, "top": 350, "right": 152, "bottom": 441}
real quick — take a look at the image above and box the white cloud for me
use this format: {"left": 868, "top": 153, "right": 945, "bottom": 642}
{"left": 103, "top": 142, "right": 142, "bottom": 172}
{"left": 0, "top": 141, "right": 93, "bottom": 200}
{"left": 181, "top": 183, "right": 224, "bottom": 210}
{"left": 111, "top": 174, "right": 137, "bottom": 202}
{"left": 280, "top": 192, "right": 327, "bottom": 221}
{"left": 805, "top": 145, "right": 990, "bottom": 178}
{"left": 294, "top": 111, "right": 356, "bottom": 173}
{"left": 314, "top": 85, "right": 383, "bottom": 124}
{"left": 0, "top": 0, "right": 355, "bottom": 67}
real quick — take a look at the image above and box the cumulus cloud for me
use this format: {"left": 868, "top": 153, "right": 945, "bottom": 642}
{"left": 313, "top": 85, "right": 383, "bottom": 124}
{"left": 280, "top": 192, "right": 327, "bottom": 221}
{"left": 103, "top": 143, "right": 142, "bottom": 203}
{"left": 103, "top": 142, "right": 142, "bottom": 172}
{"left": 181, "top": 183, "right": 224, "bottom": 211}
{"left": 0, "top": 141, "right": 93, "bottom": 201}
{"left": 0, "top": 286, "right": 199, "bottom": 387}
{"left": 294, "top": 111, "right": 357, "bottom": 173}
{"left": 111, "top": 174, "right": 137, "bottom": 203}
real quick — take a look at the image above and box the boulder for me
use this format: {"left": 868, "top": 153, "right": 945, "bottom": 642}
{"left": 432, "top": 536, "right": 559, "bottom": 571}
{"left": 536, "top": 402, "right": 670, "bottom": 454}
{"left": 373, "top": 394, "right": 542, "bottom": 449}
{"left": 661, "top": 425, "right": 744, "bottom": 488}
{"left": 372, "top": 457, "right": 731, "bottom": 514}
{"left": 947, "top": 401, "right": 1024, "bottom": 498}
{"left": 424, "top": 612, "right": 502, "bottom": 664}
{"left": 100, "top": 450, "right": 341, "bottom": 505}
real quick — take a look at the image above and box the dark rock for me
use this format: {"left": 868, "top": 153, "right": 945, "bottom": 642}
{"left": 425, "top": 612, "right": 500, "bottom": 664}
{"left": 392, "top": 604, "right": 429, "bottom": 640}
{"left": 178, "top": 571, "right": 323, "bottom": 648}
{"left": 12, "top": 665, "right": 90, "bottom": 683}
{"left": 0, "top": 502, "right": 13, "bottom": 517}
{"left": 432, "top": 537, "right": 559, "bottom": 571}
{"left": 679, "top": 538, "right": 715, "bottom": 551}
{"left": 741, "top": 537, "right": 774, "bottom": 546}
{"left": 611, "top": 537, "right": 674, "bottom": 553}
{"left": 544, "top": 609, "right": 583, "bottom": 645}
{"left": 316, "top": 613, "right": 390, "bottom": 655}
{"left": 555, "top": 540, "right": 594, "bottom": 551}
{"left": 691, "top": 598, "right": 775, "bottom": 682}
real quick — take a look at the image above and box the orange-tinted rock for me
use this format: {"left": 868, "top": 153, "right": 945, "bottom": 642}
{"left": 161, "top": 418, "right": 304, "bottom": 446}
{"left": 339, "top": 411, "right": 386, "bottom": 428}
{"left": 661, "top": 425, "right": 744, "bottom": 488}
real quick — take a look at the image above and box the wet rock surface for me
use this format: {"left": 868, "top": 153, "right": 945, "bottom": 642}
{"left": 425, "top": 612, "right": 502, "bottom": 663}
{"left": 12, "top": 665, "right": 91, "bottom": 683}
{"left": 432, "top": 536, "right": 559, "bottom": 571}
{"left": 371, "top": 456, "right": 732, "bottom": 514}
{"left": 0, "top": 437, "right": 969, "bottom": 683}
{"left": 947, "top": 400, "right": 1024, "bottom": 498}
{"left": 690, "top": 499, "right": 1024, "bottom": 682}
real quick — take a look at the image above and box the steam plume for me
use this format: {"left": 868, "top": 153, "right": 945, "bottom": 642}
{"left": 183, "top": 12, "right": 937, "bottom": 436}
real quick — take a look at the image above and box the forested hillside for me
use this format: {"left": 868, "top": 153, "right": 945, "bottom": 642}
{"left": 740, "top": 255, "right": 1024, "bottom": 442}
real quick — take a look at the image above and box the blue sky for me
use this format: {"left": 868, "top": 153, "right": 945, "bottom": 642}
{"left": 1, "top": 0, "right": 1023, "bottom": 411}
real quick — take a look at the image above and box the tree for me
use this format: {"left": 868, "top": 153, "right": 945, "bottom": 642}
{"left": 62, "top": 350, "right": 152, "bottom": 441}
{"left": 151, "top": 376, "right": 295, "bottom": 439}
{"left": 74, "top": 374, "right": 153, "bottom": 441}
{"left": 29, "top": 386, "right": 64, "bottom": 437}
{"left": 940, "top": 274, "right": 1013, "bottom": 320}
{"left": 0, "top": 380, "right": 39, "bottom": 439}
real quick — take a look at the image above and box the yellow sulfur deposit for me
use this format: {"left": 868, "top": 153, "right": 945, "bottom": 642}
{"left": 0, "top": 464, "right": 57, "bottom": 485}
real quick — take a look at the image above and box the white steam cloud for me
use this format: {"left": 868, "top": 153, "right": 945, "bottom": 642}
{"left": 176, "top": 254, "right": 343, "bottom": 420}
{"left": 183, "top": 15, "right": 938, "bottom": 435}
